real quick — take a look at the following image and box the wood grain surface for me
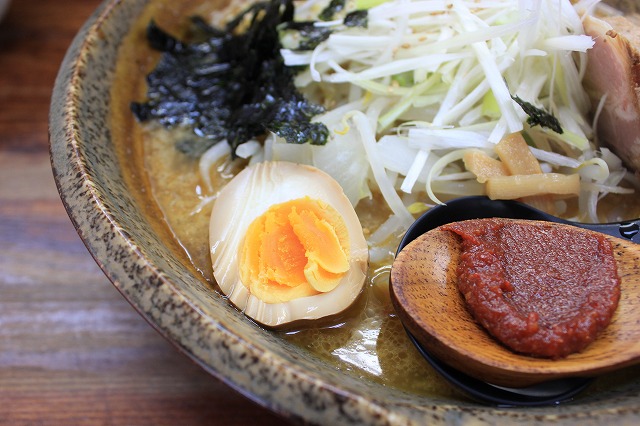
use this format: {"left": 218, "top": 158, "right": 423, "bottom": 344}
{"left": 0, "top": 1, "right": 287, "bottom": 424}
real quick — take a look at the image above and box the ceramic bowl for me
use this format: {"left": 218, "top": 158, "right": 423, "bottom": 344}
{"left": 50, "top": 0, "right": 640, "bottom": 424}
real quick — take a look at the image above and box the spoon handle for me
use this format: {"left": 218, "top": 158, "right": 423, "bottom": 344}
{"left": 566, "top": 220, "right": 640, "bottom": 244}
{"left": 406, "top": 197, "right": 640, "bottom": 245}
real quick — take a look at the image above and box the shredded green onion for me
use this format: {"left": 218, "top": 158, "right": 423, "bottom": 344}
{"left": 255, "top": 0, "right": 638, "bottom": 242}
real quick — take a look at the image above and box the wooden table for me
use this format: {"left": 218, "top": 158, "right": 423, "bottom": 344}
{"left": 0, "top": 1, "right": 286, "bottom": 424}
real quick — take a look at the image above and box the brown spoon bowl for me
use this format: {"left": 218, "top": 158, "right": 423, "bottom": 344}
{"left": 390, "top": 219, "right": 640, "bottom": 388}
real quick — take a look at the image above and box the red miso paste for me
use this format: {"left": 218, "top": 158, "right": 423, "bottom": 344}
{"left": 443, "top": 218, "right": 621, "bottom": 358}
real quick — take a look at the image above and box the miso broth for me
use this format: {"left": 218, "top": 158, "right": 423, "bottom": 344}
{"left": 138, "top": 123, "right": 454, "bottom": 396}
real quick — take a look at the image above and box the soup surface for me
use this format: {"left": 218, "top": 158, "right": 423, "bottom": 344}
{"left": 111, "top": 0, "right": 640, "bottom": 399}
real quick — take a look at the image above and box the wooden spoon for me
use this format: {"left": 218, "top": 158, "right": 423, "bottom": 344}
{"left": 390, "top": 220, "right": 640, "bottom": 388}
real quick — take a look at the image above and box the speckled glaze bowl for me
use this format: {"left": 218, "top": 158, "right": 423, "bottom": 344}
{"left": 50, "top": 0, "right": 640, "bottom": 424}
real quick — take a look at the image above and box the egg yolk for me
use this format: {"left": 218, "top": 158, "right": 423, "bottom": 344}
{"left": 239, "top": 196, "right": 351, "bottom": 304}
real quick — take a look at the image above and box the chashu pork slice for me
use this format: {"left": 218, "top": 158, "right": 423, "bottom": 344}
{"left": 583, "top": 14, "right": 640, "bottom": 174}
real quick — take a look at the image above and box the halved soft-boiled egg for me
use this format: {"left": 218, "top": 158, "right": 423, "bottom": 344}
{"left": 209, "top": 161, "right": 369, "bottom": 328}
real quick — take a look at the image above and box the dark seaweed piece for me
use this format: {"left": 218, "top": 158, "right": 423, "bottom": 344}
{"left": 319, "top": 0, "right": 346, "bottom": 21}
{"left": 269, "top": 97, "right": 329, "bottom": 144}
{"left": 131, "top": 0, "right": 328, "bottom": 158}
{"left": 279, "top": 8, "right": 367, "bottom": 52}
{"left": 511, "top": 95, "right": 563, "bottom": 134}
{"left": 145, "top": 20, "right": 187, "bottom": 52}
{"left": 344, "top": 10, "right": 368, "bottom": 28}
{"left": 279, "top": 21, "right": 332, "bottom": 51}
